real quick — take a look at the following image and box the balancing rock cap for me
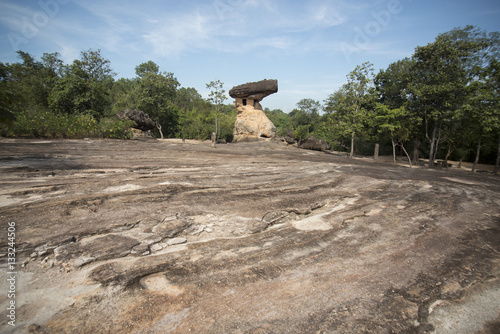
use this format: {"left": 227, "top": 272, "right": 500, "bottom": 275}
{"left": 229, "top": 79, "right": 278, "bottom": 101}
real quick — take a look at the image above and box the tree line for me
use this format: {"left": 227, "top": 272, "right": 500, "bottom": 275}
{"left": 265, "top": 26, "right": 500, "bottom": 173}
{"left": 1, "top": 25, "right": 499, "bottom": 172}
{"left": 0, "top": 50, "right": 235, "bottom": 140}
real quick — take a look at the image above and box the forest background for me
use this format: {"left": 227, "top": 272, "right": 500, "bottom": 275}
{"left": 1, "top": 26, "right": 499, "bottom": 172}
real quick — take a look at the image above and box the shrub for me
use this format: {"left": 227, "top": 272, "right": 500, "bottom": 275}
{"left": 293, "top": 125, "right": 310, "bottom": 143}
{"left": 97, "top": 118, "right": 134, "bottom": 139}
{"left": 10, "top": 109, "right": 133, "bottom": 139}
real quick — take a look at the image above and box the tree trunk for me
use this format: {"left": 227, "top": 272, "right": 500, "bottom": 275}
{"left": 349, "top": 132, "right": 355, "bottom": 159}
{"left": 444, "top": 144, "right": 453, "bottom": 167}
{"left": 429, "top": 125, "right": 437, "bottom": 167}
{"left": 156, "top": 122, "right": 163, "bottom": 139}
{"left": 433, "top": 127, "right": 442, "bottom": 163}
{"left": 412, "top": 137, "right": 420, "bottom": 165}
{"left": 218, "top": 116, "right": 221, "bottom": 139}
{"left": 391, "top": 137, "right": 397, "bottom": 163}
{"left": 215, "top": 109, "right": 218, "bottom": 140}
{"left": 472, "top": 133, "right": 482, "bottom": 173}
{"left": 400, "top": 142, "right": 412, "bottom": 168}
{"left": 494, "top": 134, "right": 500, "bottom": 175}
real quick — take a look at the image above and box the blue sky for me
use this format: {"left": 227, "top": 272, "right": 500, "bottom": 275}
{"left": 1, "top": 0, "right": 499, "bottom": 112}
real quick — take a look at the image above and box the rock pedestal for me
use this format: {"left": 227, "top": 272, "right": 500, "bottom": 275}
{"left": 230, "top": 79, "right": 278, "bottom": 142}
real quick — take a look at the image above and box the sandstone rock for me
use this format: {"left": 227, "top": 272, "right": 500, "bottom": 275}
{"left": 152, "top": 218, "right": 192, "bottom": 238}
{"left": 166, "top": 237, "right": 187, "bottom": 246}
{"left": 131, "top": 243, "right": 150, "bottom": 256}
{"left": 284, "top": 129, "right": 297, "bottom": 145}
{"left": 229, "top": 79, "right": 278, "bottom": 101}
{"left": 230, "top": 79, "right": 278, "bottom": 142}
{"left": 150, "top": 243, "right": 164, "bottom": 252}
{"left": 299, "top": 137, "right": 331, "bottom": 151}
{"left": 233, "top": 100, "right": 276, "bottom": 142}
{"left": 54, "top": 234, "right": 140, "bottom": 267}
{"left": 116, "top": 109, "right": 155, "bottom": 131}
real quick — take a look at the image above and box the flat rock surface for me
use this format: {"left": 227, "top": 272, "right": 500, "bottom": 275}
{"left": 0, "top": 138, "right": 499, "bottom": 333}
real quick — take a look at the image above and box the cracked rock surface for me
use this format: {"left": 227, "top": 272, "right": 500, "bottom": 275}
{"left": 0, "top": 138, "right": 499, "bottom": 333}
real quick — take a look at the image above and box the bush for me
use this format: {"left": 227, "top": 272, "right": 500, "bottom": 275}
{"left": 293, "top": 125, "right": 310, "bottom": 143}
{"left": 13, "top": 109, "right": 97, "bottom": 138}
{"left": 10, "top": 109, "right": 133, "bottom": 139}
{"left": 97, "top": 118, "right": 134, "bottom": 139}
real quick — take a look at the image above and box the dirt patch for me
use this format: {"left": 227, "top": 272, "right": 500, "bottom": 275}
{"left": 0, "top": 138, "right": 499, "bottom": 333}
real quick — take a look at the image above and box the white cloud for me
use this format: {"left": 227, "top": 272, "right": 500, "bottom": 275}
{"left": 55, "top": 42, "right": 80, "bottom": 64}
{"left": 143, "top": 11, "right": 214, "bottom": 57}
{"left": 310, "top": 4, "right": 346, "bottom": 28}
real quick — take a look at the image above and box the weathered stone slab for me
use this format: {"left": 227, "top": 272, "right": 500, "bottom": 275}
{"left": 54, "top": 234, "right": 140, "bottom": 267}
{"left": 152, "top": 218, "right": 192, "bottom": 238}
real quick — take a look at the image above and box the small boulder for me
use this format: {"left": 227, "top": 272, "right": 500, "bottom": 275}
{"left": 284, "top": 129, "right": 297, "bottom": 145}
{"left": 299, "top": 137, "right": 331, "bottom": 151}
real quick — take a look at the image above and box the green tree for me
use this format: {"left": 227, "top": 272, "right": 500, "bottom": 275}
{"left": 265, "top": 108, "right": 291, "bottom": 136}
{"left": 375, "top": 104, "right": 412, "bottom": 165}
{"left": 411, "top": 26, "right": 491, "bottom": 167}
{"left": 111, "top": 78, "right": 138, "bottom": 113}
{"left": 136, "top": 61, "right": 179, "bottom": 138}
{"left": 206, "top": 80, "right": 227, "bottom": 139}
{"left": 466, "top": 57, "right": 500, "bottom": 172}
{"left": 324, "top": 62, "right": 375, "bottom": 158}
{"left": 135, "top": 60, "right": 160, "bottom": 78}
{"left": 289, "top": 98, "right": 322, "bottom": 134}
{"left": 0, "top": 62, "right": 16, "bottom": 127}
{"left": 49, "top": 49, "right": 114, "bottom": 118}
{"left": 175, "top": 87, "right": 203, "bottom": 111}
{"left": 375, "top": 58, "right": 421, "bottom": 163}
{"left": 4, "top": 51, "right": 64, "bottom": 112}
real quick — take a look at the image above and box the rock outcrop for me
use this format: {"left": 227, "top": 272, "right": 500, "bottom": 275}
{"left": 116, "top": 109, "right": 155, "bottom": 131}
{"left": 299, "top": 137, "right": 331, "bottom": 151}
{"left": 230, "top": 79, "right": 278, "bottom": 142}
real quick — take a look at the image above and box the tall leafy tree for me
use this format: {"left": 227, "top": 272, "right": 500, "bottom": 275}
{"left": 0, "top": 62, "right": 16, "bottom": 126}
{"left": 49, "top": 49, "right": 114, "bottom": 118}
{"left": 136, "top": 61, "right": 179, "bottom": 138}
{"left": 5, "top": 51, "right": 64, "bottom": 112}
{"left": 467, "top": 56, "right": 500, "bottom": 172}
{"left": 265, "top": 108, "right": 291, "bottom": 136}
{"left": 135, "top": 60, "right": 160, "bottom": 79}
{"left": 411, "top": 26, "right": 491, "bottom": 167}
{"left": 111, "top": 78, "right": 138, "bottom": 113}
{"left": 289, "top": 98, "right": 322, "bottom": 134}
{"left": 176, "top": 87, "right": 212, "bottom": 139}
{"left": 206, "top": 80, "right": 227, "bottom": 139}
{"left": 375, "top": 58, "right": 421, "bottom": 163}
{"left": 374, "top": 104, "right": 412, "bottom": 165}
{"left": 324, "top": 62, "right": 375, "bottom": 158}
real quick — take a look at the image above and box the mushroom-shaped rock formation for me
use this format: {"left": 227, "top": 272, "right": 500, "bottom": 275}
{"left": 230, "top": 79, "right": 278, "bottom": 142}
